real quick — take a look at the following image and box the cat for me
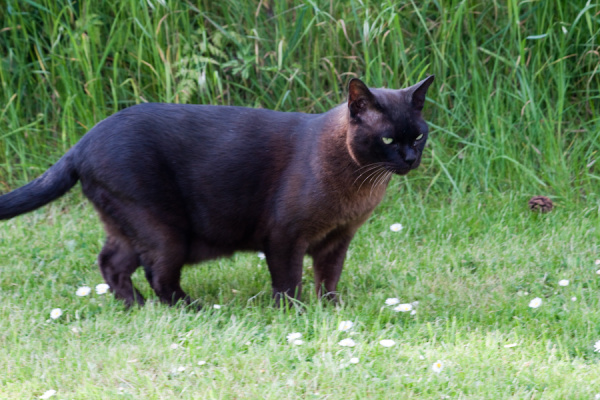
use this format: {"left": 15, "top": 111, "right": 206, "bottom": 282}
{"left": 0, "top": 76, "right": 434, "bottom": 307}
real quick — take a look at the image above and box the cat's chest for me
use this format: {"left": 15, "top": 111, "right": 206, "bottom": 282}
{"left": 302, "top": 184, "right": 387, "bottom": 240}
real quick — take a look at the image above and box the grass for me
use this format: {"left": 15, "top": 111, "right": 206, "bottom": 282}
{"left": 2, "top": 186, "right": 600, "bottom": 399}
{"left": 2, "top": 0, "right": 600, "bottom": 398}
{"left": 1, "top": 1, "right": 599, "bottom": 195}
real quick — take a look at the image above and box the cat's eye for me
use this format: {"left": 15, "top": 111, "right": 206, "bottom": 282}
{"left": 415, "top": 133, "right": 424, "bottom": 141}
{"left": 382, "top": 137, "right": 394, "bottom": 145}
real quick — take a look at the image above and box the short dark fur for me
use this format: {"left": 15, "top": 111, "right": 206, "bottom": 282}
{"left": 0, "top": 77, "right": 434, "bottom": 307}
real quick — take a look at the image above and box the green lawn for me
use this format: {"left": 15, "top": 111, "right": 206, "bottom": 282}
{"left": 2, "top": 186, "right": 600, "bottom": 399}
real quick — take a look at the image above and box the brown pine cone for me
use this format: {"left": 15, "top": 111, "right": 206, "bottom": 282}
{"left": 528, "top": 196, "right": 553, "bottom": 213}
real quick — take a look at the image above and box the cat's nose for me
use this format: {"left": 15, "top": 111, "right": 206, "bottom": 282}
{"left": 404, "top": 148, "right": 417, "bottom": 165}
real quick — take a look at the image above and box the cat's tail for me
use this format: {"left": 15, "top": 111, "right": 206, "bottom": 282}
{"left": 0, "top": 153, "right": 79, "bottom": 220}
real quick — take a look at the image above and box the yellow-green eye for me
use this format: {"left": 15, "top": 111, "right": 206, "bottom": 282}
{"left": 382, "top": 137, "right": 393, "bottom": 145}
{"left": 415, "top": 133, "right": 424, "bottom": 141}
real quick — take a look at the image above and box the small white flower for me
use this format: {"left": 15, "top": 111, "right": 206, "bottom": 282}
{"left": 213, "top": 304, "right": 222, "bottom": 309}
{"left": 293, "top": 339, "right": 304, "bottom": 345}
{"left": 528, "top": 297, "right": 542, "bottom": 308}
{"left": 76, "top": 286, "right": 91, "bottom": 297}
{"left": 350, "top": 357, "right": 359, "bottom": 364}
{"left": 594, "top": 340, "right": 600, "bottom": 352}
{"left": 258, "top": 252, "right": 266, "bottom": 260}
{"left": 287, "top": 332, "right": 302, "bottom": 343}
{"left": 432, "top": 360, "right": 444, "bottom": 373}
{"left": 379, "top": 339, "right": 395, "bottom": 347}
{"left": 596, "top": 269, "right": 600, "bottom": 275}
{"left": 410, "top": 309, "right": 417, "bottom": 315}
{"left": 50, "top": 308, "right": 62, "bottom": 320}
{"left": 170, "top": 343, "right": 179, "bottom": 350}
{"left": 385, "top": 297, "right": 400, "bottom": 306}
{"left": 95, "top": 283, "right": 110, "bottom": 295}
{"left": 198, "top": 361, "right": 206, "bottom": 366}
{"left": 561, "top": 26, "right": 568, "bottom": 34}
{"left": 390, "top": 223, "right": 403, "bottom": 232}
{"left": 40, "top": 390, "right": 56, "bottom": 399}
{"left": 177, "top": 366, "right": 186, "bottom": 372}
{"left": 504, "top": 343, "right": 518, "bottom": 348}
{"left": 595, "top": 393, "right": 600, "bottom": 400}
{"left": 419, "top": 355, "right": 425, "bottom": 360}
{"left": 393, "top": 303, "right": 413, "bottom": 313}
{"left": 571, "top": 296, "right": 577, "bottom": 302}
{"left": 338, "top": 321, "right": 353, "bottom": 331}
{"left": 596, "top": 259, "right": 600, "bottom": 265}
{"left": 338, "top": 338, "right": 356, "bottom": 347}
{"left": 558, "top": 279, "right": 569, "bottom": 287}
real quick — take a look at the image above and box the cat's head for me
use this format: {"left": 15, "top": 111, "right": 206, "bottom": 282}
{"left": 345, "top": 76, "right": 434, "bottom": 175}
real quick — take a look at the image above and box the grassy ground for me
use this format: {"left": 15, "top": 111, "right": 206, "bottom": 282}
{"left": 2, "top": 185, "right": 600, "bottom": 399}
{"left": 2, "top": 0, "right": 600, "bottom": 399}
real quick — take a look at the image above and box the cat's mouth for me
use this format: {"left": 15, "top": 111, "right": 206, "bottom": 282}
{"left": 387, "top": 165, "right": 412, "bottom": 175}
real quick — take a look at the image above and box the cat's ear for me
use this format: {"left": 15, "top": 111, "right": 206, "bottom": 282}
{"left": 348, "top": 78, "right": 375, "bottom": 118}
{"left": 406, "top": 75, "right": 435, "bottom": 111}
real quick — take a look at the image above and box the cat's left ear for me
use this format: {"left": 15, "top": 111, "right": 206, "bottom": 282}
{"left": 348, "top": 78, "right": 375, "bottom": 118}
{"left": 406, "top": 75, "right": 435, "bottom": 111}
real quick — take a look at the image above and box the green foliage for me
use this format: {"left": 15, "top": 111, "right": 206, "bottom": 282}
{"left": 1, "top": 0, "right": 599, "bottom": 197}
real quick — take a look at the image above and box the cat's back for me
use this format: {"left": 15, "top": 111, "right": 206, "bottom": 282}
{"left": 79, "top": 103, "right": 313, "bottom": 156}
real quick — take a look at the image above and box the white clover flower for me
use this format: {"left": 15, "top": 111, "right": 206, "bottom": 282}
{"left": 198, "top": 361, "right": 206, "bottom": 366}
{"left": 293, "top": 339, "right": 304, "bottom": 345}
{"left": 528, "top": 297, "right": 542, "bottom": 308}
{"left": 40, "top": 390, "right": 56, "bottom": 399}
{"left": 350, "top": 357, "right": 359, "bottom": 364}
{"left": 393, "top": 303, "right": 413, "bottom": 312}
{"left": 410, "top": 309, "right": 417, "bottom": 315}
{"left": 50, "top": 308, "right": 62, "bottom": 320}
{"left": 432, "top": 360, "right": 444, "bottom": 373}
{"left": 596, "top": 269, "right": 600, "bottom": 275}
{"left": 258, "top": 252, "right": 266, "bottom": 260}
{"left": 385, "top": 297, "right": 400, "bottom": 306}
{"left": 379, "top": 339, "right": 395, "bottom": 347}
{"left": 596, "top": 259, "right": 600, "bottom": 265}
{"left": 558, "top": 279, "right": 569, "bottom": 287}
{"left": 76, "top": 286, "right": 91, "bottom": 297}
{"left": 594, "top": 340, "right": 600, "bottom": 353}
{"left": 287, "top": 332, "right": 302, "bottom": 343}
{"left": 177, "top": 366, "right": 186, "bottom": 372}
{"left": 390, "top": 223, "right": 403, "bottom": 232}
{"left": 170, "top": 343, "right": 179, "bottom": 350}
{"left": 595, "top": 393, "right": 600, "bottom": 400}
{"left": 338, "top": 321, "right": 353, "bottom": 331}
{"left": 571, "top": 296, "right": 577, "bottom": 302}
{"left": 213, "top": 304, "right": 222, "bottom": 309}
{"left": 95, "top": 283, "right": 110, "bottom": 295}
{"left": 338, "top": 338, "right": 356, "bottom": 347}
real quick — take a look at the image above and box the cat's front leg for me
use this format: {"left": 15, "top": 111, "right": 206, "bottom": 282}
{"left": 310, "top": 228, "right": 357, "bottom": 303}
{"left": 264, "top": 235, "right": 309, "bottom": 306}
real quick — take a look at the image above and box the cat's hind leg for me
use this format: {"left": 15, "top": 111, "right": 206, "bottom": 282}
{"left": 138, "top": 227, "right": 192, "bottom": 306}
{"left": 98, "top": 235, "right": 144, "bottom": 307}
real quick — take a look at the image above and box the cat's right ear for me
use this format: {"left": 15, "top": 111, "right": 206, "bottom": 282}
{"left": 348, "top": 78, "right": 375, "bottom": 119}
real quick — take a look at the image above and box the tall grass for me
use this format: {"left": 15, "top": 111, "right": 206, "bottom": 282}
{"left": 1, "top": 0, "right": 599, "bottom": 198}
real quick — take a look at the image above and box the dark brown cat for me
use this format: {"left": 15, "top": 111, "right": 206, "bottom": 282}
{"left": 0, "top": 76, "right": 434, "bottom": 307}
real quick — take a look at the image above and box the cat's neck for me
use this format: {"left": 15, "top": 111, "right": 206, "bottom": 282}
{"left": 312, "top": 105, "right": 391, "bottom": 198}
